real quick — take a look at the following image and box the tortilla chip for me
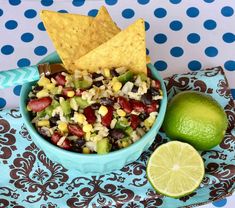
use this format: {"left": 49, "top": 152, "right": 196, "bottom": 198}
{"left": 40, "top": 10, "right": 93, "bottom": 70}
{"left": 74, "top": 19, "right": 147, "bottom": 74}
{"left": 68, "top": 6, "right": 121, "bottom": 71}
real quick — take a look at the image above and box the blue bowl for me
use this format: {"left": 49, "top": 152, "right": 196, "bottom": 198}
{"left": 20, "top": 52, "right": 167, "bottom": 173}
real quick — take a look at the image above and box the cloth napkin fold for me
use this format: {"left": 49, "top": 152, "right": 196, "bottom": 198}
{"left": 0, "top": 67, "right": 234, "bottom": 208}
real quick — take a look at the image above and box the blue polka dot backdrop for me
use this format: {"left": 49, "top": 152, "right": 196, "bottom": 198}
{"left": 0, "top": 1, "right": 234, "bottom": 118}
{"left": 0, "top": 2, "right": 234, "bottom": 206}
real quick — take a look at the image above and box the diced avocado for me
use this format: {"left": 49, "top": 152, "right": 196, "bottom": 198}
{"left": 139, "top": 72, "right": 147, "bottom": 81}
{"left": 118, "top": 137, "right": 132, "bottom": 148}
{"left": 117, "top": 71, "right": 133, "bottom": 84}
{"left": 125, "top": 126, "right": 133, "bottom": 136}
{"left": 115, "top": 118, "right": 129, "bottom": 130}
{"left": 97, "top": 138, "right": 112, "bottom": 154}
{"left": 60, "top": 99, "right": 71, "bottom": 115}
{"left": 74, "top": 80, "right": 92, "bottom": 89}
{"left": 74, "top": 96, "right": 89, "bottom": 109}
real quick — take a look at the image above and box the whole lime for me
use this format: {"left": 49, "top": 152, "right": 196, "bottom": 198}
{"left": 162, "top": 91, "right": 228, "bottom": 150}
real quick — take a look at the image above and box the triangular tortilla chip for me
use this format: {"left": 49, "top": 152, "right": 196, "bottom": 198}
{"left": 40, "top": 10, "right": 93, "bottom": 70}
{"left": 74, "top": 19, "right": 147, "bottom": 74}
{"left": 68, "top": 6, "right": 121, "bottom": 71}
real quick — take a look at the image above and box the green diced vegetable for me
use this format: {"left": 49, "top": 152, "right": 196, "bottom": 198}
{"left": 117, "top": 71, "right": 133, "bottom": 84}
{"left": 118, "top": 137, "right": 132, "bottom": 148}
{"left": 139, "top": 72, "right": 147, "bottom": 81}
{"left": 74, "top": 80, "right": 92, "bottom": 89}
{"left": 44, "top": 105, "right": 54, "bottom": 117}
{"left": 115, "top": 118, "right": 129, "bottom": 130}
{"left": 60, "top": 99, "right": 71, "bottom": 115}
{"left": 97, "top": 138, "right": 112, "bottom": 154}
{"left": 74, "top": 96, "right": 89, "bottom": 109}
{"left": 37, "top": 110, "right": 47, "bottom": 118}
{"left": 125, "top": 126, "right": 133, "bottom": 136}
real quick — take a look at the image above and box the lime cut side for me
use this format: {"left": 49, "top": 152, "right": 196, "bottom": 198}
{"left": 147, "top": 141, "right": 205, "bottom": 198}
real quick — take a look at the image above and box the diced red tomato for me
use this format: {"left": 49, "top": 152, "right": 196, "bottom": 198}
{"left": 130, "top": 99, "right": 146, "bottom": 113}
{"left": 101, "top": 106, "right": 114, "bottom": 127}
{"left": 130, "top": 114, "right": 141, "bottom": 130}
{"left": 84, "top": 106, "right": 96, "bottom": 124}
{"left": 118, "top": 96, "right": 132, "bottom": 113}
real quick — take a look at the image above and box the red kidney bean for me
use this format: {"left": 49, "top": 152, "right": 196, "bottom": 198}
{"left": 68, "top": 124, "right": 84, "bottom": 137}
{"left": 51, "top": 132, "right": 61, "bottom": 144}
{"left": 28, "top": 97, "right": 52, "bottom": 112}
{"left": 54, "top": 73, "right": 66, "bottom": 86}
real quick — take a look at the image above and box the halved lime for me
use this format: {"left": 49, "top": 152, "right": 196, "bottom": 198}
{"left": 146, "top": 141, "right": 205, "bottom": 198}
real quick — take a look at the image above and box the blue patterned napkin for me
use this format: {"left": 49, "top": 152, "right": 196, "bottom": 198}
{"left": 0, "top": 67, "right": 234, "bottom": 208}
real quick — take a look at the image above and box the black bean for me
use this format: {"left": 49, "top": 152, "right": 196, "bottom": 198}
{"left": 100, "top": 97, "right": 114, "bottom": 106}
{"left": 148, "top": 87, "right": 160, "bottom": 96}
{"left": 131, "top": 85, "right": 139, "bottom": 93}
{"left": 141, "top": 93, "right": 152, "bottom": 105}
{"left": 71, "top": 138, "right": 86, "bottom": 147}
{"left": 110, "top": 69, "right": 119, "bottom": 77}
{"left": 33, "top": 85, "right": 43, "bottom": 93}
{"left": 54, "top": 94, "right": 64, "bottom": 101}
{"left": 49, "top": 116, "right": 59, "bottom": 126}
{"left": 109, "top": 129, "right": 125, "bottom": 140}
{"left": 92, "top": 72, "right": 103, "bottom": 79}
{"left": 93, "top": 81, "right": 103, "bottom": 87}
{"left": 139, "top": 112, "right": 149, "bottom": 121}
{"left": 91, "top": 103, "right": 101, "bottom": 110}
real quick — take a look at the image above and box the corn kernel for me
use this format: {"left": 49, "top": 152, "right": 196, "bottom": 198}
{"left": 37, "top": 120, "right": 50, "bottom": 127}
{"left": 82, "top": 147, "right": 90, "bottom": 154}
{"left": 83, "top": 124, "right": 93, "bottom": 133}
{"left": 38, "top": 76, "right": 51, "bottom": 87}
{"left": 122, "top": 140, "right": 130, "bottom": 148}
{"left": 111, "top": 77, "right": 118, "bottom": 84}
{"left": 27, "top": 105, "right": 32, "bottom": 111}
{"left": 117, "top": 109, "right": 126, "bottom": 117}
{"left": 74, "top": 112, "right": 86, "bottom": 124}
{"left": 113, "top": 81, "right": 122, "bottom": 92}
{"left": 36, "top": 89, "right": 49, "bottom": 98}
{"left": 85, "top": 132, "right": 91, "bottom": 140}
{"left": 46, "top": 83, "right": 55, "bottom": 91}
{"left": 67, "top": 91, "right": 75, "bottom": 98}
{"left": 98, "top": 105, "right": 108, "bottom": 116}
{"left": 58, "top": 122, "right": 68, "bottom": 132}
{"left": 104, "top": 68, "right": 110, "bottom": 77}
{"left": 144, "top": 117, "right": 155, "bottom": 129}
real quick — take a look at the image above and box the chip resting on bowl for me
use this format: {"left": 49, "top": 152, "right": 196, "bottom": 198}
{"left": 69, "top": 6, "right": 121, "bottom": 71}
{"left": 74, "top": 18, "right": 147, "bottom": 74}
{"left": 40, "top": 6, "right": 121, "bottom": 72}
{"left": 40, "top": 10, "right": 93, "bottom": 71}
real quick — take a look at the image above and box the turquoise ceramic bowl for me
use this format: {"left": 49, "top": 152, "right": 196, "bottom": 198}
{"left": 20, "top": 52, "right": 167, "bottom": 173}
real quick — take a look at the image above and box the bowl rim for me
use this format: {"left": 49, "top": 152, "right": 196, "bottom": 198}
{"left": 20, "top": 52, "right": 167, "bottom": 159}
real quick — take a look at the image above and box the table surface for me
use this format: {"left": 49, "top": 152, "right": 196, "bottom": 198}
{"left": 0, "top": 1, "right": 234, "bottom": 208}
